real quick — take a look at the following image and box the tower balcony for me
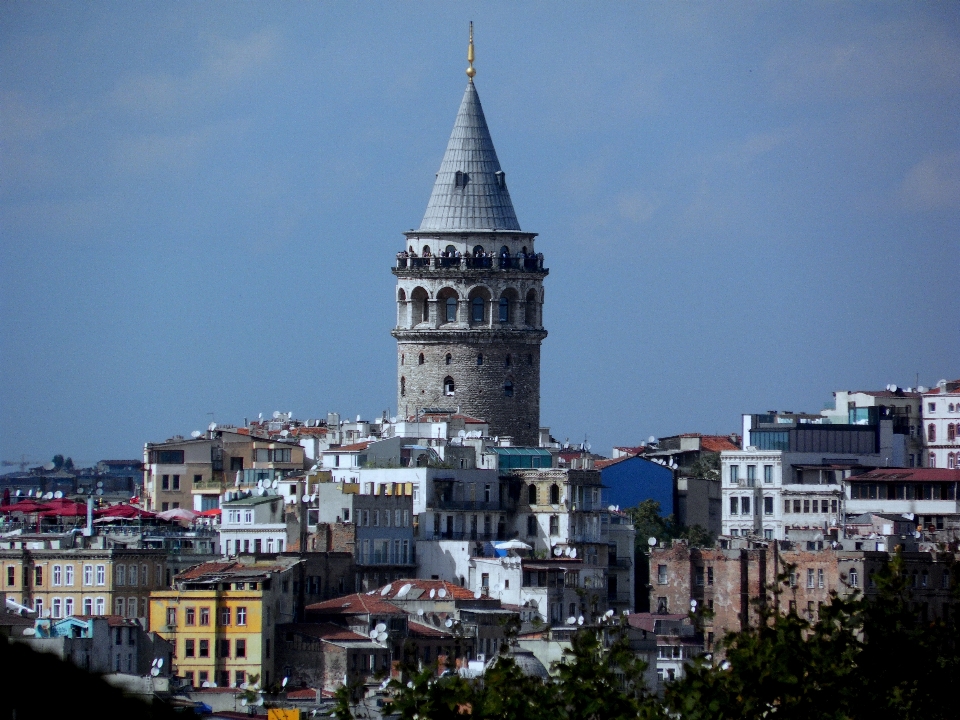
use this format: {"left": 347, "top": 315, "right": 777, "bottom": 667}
{"left": 394, "top": 255, "right": 547, "bottom": 274}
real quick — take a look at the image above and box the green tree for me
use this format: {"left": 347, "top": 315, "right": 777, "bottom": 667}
{"left": 51, "top": 454, "right": 64, "bottom": 471}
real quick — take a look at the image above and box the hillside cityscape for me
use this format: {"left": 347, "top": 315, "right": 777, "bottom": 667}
{"left": 3, "top": 13, "right": 958, "bottom": 720}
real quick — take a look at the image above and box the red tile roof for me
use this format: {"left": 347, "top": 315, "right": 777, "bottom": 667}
{"left": 700, "top": 436, "right": 740, "bottom": 453}
{"left": 375, "top": 578, "right": 478, "bottom": 602}
{"left": 286, "top": 688, "right": 317, "bottom": 701}
{"left": 852, "top": 468, "right": 960, "bottom": 482}
{"left": 335, "top": 442, "right": 371, "bottom": 452}
{"left": 305, "top": 593, "right": 404, "bottom": 616}
{"left": 407, "top": 620, "right": 453, "bottom": 638}
{"left": 595, "top": 456, "right": 630, "bottom": 470}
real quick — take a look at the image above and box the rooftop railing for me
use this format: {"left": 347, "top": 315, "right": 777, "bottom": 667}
{"left": 395, "top": 255, "right": 546, "bottom": 273}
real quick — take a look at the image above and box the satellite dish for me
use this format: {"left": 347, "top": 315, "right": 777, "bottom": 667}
{"left": 577, "top": 616, "right": 584, "bottom": 625}
{"left": 474, "top": 590, "right": 481, "bottom": 599}
{"left": 157, "top": 658, "right": 163, "bottom": 668}
{"left": 390, "top": 417, "right": 397, "bottom": 424}
{"left": 191, "top": 430, "right": 202, "bottom": 438}
{"left": 282, "top": 676, "right": 288, "bottom": 688}
{"left": 150, "top": 667, "right": 160, "bottom": 677}
{"left": 605, "top": 609, "right": 614, "bottom": 618}
{"left": 553, "top": 547, "right": 562, "bottom": 556}
{"left": 397, "top": 583, "right": 413, "bottom": 597}
{"left": 201, "top": 681, "right": 210, "bottom": 688}
{"left": 257, "top": 697, "right": 264, "bottom": 706}
{"left": 377, "top": 631, "right": 388, "bottom": 643}
{"left": 257, "top": 479, "right": 263, "bottom": 489}
{"left": 302, "top": 494, "right": 310, "bottom": 502}
{"left": 258, "top": 489, "right": 266, "bottom": 496}
{"left": 566, "top": 617, "right": 576, "bottom": 625}
{"left": 380, "top": 584, "right": 393, "bottom": 596}
{"left": 458, "top": 430, "right": 466, "bottom": 438}
{"left": 273, "top": 411, "right": 281, "bottom": 419}
{"left": 563, "top": 547, "right": 571, "bottom": 557}
{"left": 97, "top": 481, "right": 104, "bottom": 488}
{"left": 429, "top": 589, "right": 436, "bottom": 598}
{"left": 375, "top": 622, "right": 386, "bottom": 633}
{"left": 272, "top": 479, "right": 279, "bottom": 489}
{"left": 647, "top": 537, "right": 658, "bottom": 547}
{"left": 585, "top": 443, "right": 591, "bottom": 451}
{"left": 281, "top": 430, "right": 289, "bottom": 438}
{"left": 417, "top": 609, "right": 425, "bottom": 616}
{"left": 356, "top": 415, "right": 361, "bottom": 422}
{"left": 444, "top": 618, "right": 454, "bottom": 628}
{"left": 690, "top": 599, "right": 698, "bottom": 610}
{"left": 96, "top": 489, "right": 104, "bottom": 496}
{"left": 438, "top": 588, "right": 447, "bottom": 598}
{"left": 44, "top": 492, "right": 53, "bottom": 500}
{"left": 54, "top": 491, "right": 63, "bottom": 499}
{"left": 570, "top": 548, "right": 577, "bottom": 558}
{"left": 241, "top": 698, "right": 248, "bottom": 707}
{"left": 369, "top": 629, "right": 378, "bottom": 639}
{"left": 647, "top": 436, "right": 657, "bottom": 445}
{"left": 208, "top": 422, "right": 217, "bottom": 431}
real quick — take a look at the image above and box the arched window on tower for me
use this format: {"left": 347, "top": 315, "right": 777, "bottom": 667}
{"left": 505, "top": 354, "right": 511, "bottom": 367}
{"left": 477, "top": 354, "right": 484, "bottom": 366}
{"left": 527, "top": 353, "right": 533, "bottom": 365}
{"left": 504, "top": 380, "right": 514, "bottom": 397}
{"left": 400, "top": 377, "right": 406, "bottom": 397}
{"left": 473, "top": 245, "right": 485, "bottom": 256}
{"left": 525, "top": 289, "right": 537, "bottom": 326}
{"left": 499, "top": 297, "right": 510, "bottom": 323}
{"left": 418, "top": 353, "right": 425, "bottom": 365}
{"left": 446, "top": 296, "right": 457, "bottom": 323}
{"left": 443, "top": 376, "right": 455, "bottom": 396}
{"left": 928, "top": 424, "right": 937, "bottom": 443}
{"left": 401, "top": 354, "right": 404, "bottom": 366}
{"left": 549, "top": 484, "right": 560, "bottom": 505}
{"left": 445, "top": 353, "right": 452, "bottom": 365}
{"left": 472, "top": 297, "right": 485, "bottom": 323}
{"left": 527, "top": 484, "right": 537, "bottom": 505}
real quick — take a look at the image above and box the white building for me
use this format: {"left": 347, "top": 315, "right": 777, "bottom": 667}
{"left": 219, "top": 493, "right": 288, "bottom": 556}
{"left": 921, "top": 379, "right": 960, "bottom": 469}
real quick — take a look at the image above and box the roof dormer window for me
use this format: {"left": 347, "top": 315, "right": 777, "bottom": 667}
{"left": 455, "top": 170, "right": 468, "bottom": 188}
{"left": 495, "top": 170, "right": 506, "bottom": 189}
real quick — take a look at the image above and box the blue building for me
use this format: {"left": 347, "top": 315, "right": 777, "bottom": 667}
{"left": 598, "top": 456, "right": 674, "bottom": 516}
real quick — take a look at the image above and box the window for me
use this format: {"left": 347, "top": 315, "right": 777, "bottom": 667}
{"left": 198, "top": 639, "right": 209, "bottom": 658}
{"left": 83, "top": 565, "right": 93, "bottom": 586}
{"left": 528, "top": 484, "right": 537, "bottom": 504}
{"left": 162, "top": 474, "right": 169, "bottom": 490}
{"left": 237, "top": 607, "right": 247, "bottom": 626}
{"left": 527, "top": 515, "right": 537, "bottom": 536}
{"left": 549, "top": 515, "right": 559, "bottom": 535}
{"left": 95, "top": 597, "right": 105, "bottom": 615}
{"left": 166, "top": 608, "right": 177, "bottom": 626}
{"left": 219, "top": 639, "right": 230, "bottom": 658}
{"left": 6, "top": 566, "right": 13, "bottom": 587}
{"left": 929, "top": 452, "right": 936, "bottom": 468}
{"left": 793, "top": 499, "right": 801, "bottom": 513}
{"left": 831, "top": 499, "right": 838, "bottom": 513}
{"left": 764, "top": 497, "right": 773, "bottom": 515}
{"left": 503, "top": 380, "right": 514, "bottom": 397}
{"left": 476, "top": 352, "right": 483, "bottom": 366}
{"left": 83, "top": 598, "right": 93, "bottom": 614}
{"left": 236, "top": 638, "right": 246, "bottom": 657}
{"left": 400, "top": 376, "right": 405, "bottom": 396}
{"left": 550, "top": 484, "right": 560, "bottom": 504}
{"left": 471, "top": 297, "right": 484, "bottom": 323}
{"left": 707, "top": 567, "right": 714, "bottom": 585}
{"left": 747, "top": 465, "right": 756, "bottom": 486}
{"left": 807, "top": 569, "right": 815, "bottom": 588}
{"left": 445, "top": 353, "right": 452, "bottom": 365}
{"left": 499, "top": 297, "right": 510, "bottom": 323}
{"left": 220, "top": 608, "right": 231, "bottom": 626}
{"left": 172, "top": 474, "right": 180, "bottom": 490}
{"left": 128, "top": 565, "right": 136, "bottom": 586}
{"left": 784, "top": 499, "right": 791, "bottom": 513}
{"left": 803, "top": 499, "right": 810, "bottom": 513}
{"left": 729, "top": 466, "right": 739, "bottom": 485}
{"left": 418, "top": 353, "right": 425, "bottom": 365}
{"left": 53, "top": 565, "right": 62, "bottom": 586}
{"left": 445, "top": 297, "right": 457, "bottom": 323}
{"left": 65, "top": 565, "right": 74, "bottom": 586}
{"left": 34, "top": 566, "right": 42, "bottom": 586}
{"left": 114, "top": 598, "right": 124, "bottom": 616}
{"left": 184, "top": 638, "right": 195, "bottom": 657}
{"left": 730, "top": 497, "right": 739, "bottom": 515}
{"left": 849, "top": 568, "right": 859, "bottom": 587}
{"left": 818, "top": 568, "right": 825, "bottom": 589}
{"left": 185, "top": 607, "right": 196, "bottom": 625}
{"left": 929, "top": 402, "right": 936, "bottom": 413}
{"left": 443, "top": 376, "right": 455, "bottom": 396}
{"left": 127, "top": 598, "right": 136, "bottom": 617}
{"left": 657, "top": 565, "right": 667, "bottom": 584}
{"left": 116, "top": 565, "right": 125, "bottom": 586}
{"left": 764, "top": 465, "right": 773, "bottom": 484}
{"left": 741, "top": 496, "right": 751, "bottom": 515}
{"left": 949, "top": 424, "right": 956, "bottom": 441}
{"left": 928, "top": 424, "right": 936, "bottom": 442}
{"left": 52, "top": 598, "right": 62, "bottom": 618}
{"left": 764, "top": 529, "right": 773, "bottom": 540}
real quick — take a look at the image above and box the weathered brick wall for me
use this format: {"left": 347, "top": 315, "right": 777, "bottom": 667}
{"left": 397, "top": 336, "right": 541, "bottom": 445}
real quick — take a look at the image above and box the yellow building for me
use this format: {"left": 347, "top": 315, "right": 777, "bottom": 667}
{"left": 149, "top": 556, "right": 300, "bottom": 688}
{"left": 0, "top": 544, "right": 167, "bottom": 620}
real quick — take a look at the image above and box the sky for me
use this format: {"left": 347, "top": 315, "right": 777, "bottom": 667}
{"left": 1, "top": 2, "right": 958, "bottom": 466}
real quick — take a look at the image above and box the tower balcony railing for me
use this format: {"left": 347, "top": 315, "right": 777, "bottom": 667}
{"left": 395, "top": 255, "right": 546, "bottom": 273}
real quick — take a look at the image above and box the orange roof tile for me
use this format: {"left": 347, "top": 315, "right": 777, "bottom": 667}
{"left": 375, "top": 578, "right": 478, "bottom": 601}
{"left": 305, "top": 593, "right": 404, "bottom": 616}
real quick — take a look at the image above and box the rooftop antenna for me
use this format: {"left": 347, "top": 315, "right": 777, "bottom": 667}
{"left": 466, "top": 22, "right": 476, "bottom": 81}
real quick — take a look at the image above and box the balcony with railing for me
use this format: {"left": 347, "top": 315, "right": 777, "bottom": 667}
{"left": 395, "top": 254, "right": 547, "bottom": 273}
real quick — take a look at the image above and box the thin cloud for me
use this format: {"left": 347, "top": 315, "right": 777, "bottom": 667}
{"left": 899, "top": 151, "right": 960, "bottom": 212}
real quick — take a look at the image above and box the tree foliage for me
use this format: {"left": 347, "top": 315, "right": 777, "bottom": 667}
{"left": 625, "top": 499, "right": 714, "bottom": 550}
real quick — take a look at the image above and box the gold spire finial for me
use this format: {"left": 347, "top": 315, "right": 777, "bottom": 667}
{"left": 466, "top": 22, "right": 476, "bottom": 80}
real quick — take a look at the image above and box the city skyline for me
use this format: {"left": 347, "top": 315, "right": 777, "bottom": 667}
{"left": 2, "top": 2, "right": 958, "bottom": 464}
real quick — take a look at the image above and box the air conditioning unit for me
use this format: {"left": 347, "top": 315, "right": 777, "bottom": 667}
{"left": 476, "top": 653, "right": 486, "bottom": 663}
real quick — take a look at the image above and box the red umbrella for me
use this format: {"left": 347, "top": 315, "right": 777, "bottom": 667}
{"left": 0, "top": 500, "right": 48, "bottom": 514}
{"left": 96, "top": 504, "right": 156, "bottom": 519}
{"left": 196, "top": 508, "right": 221, "bottom": 517}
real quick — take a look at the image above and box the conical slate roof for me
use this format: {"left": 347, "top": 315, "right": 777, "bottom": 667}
{"left": 417, "top": 81, "right": 521, "bottom": 232}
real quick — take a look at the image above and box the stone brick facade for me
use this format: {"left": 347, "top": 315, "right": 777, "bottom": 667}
{"left": 650, "top": 540, "right": 958, "bottom": 650}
